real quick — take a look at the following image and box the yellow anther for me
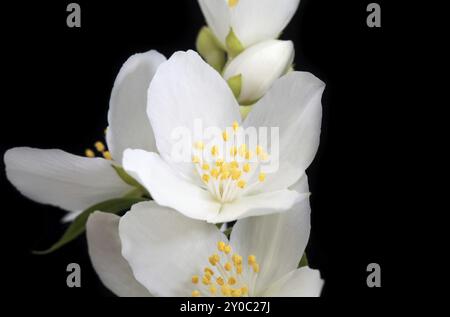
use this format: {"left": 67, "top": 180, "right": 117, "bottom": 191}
{"left": 231, "top": 169, "right": 241, "bottom": 180}
{"left": 217, "top": 241, "right": 226, "bottom": 252}
{"left": 238, "top": 144, "right": 247, "bottom": 157}
{"left": 243, "top": 163, "right": 251, "bottom": 173}
{"left": 248, "top": 255, "right": 257, "bottom": 265}
{"left": 209, "top": 285, "right": 217, "bottom": 295}
{"left": 211, "top": 145, "right": 219, "bottom": 157}
{"left": 232, "top": 121, "right": 239, "bottom": 131}
{"left": 209, "top": 254, "right": 220, "bottom": 266}
{"left": 192, "top": 275, "right": 199, "bottom": 284}
{"left": 192, "top": 290, "right": 200, "bottom": 297}
{"left": 258, "top": 172, "right": 266, "bottom": 182}
{"left": 103, "top": 151, "right": 112, "bottom": 160}
{"left": 202, "top": 275, "right": 211, "bottom": 285}
{"left": 204, "top": 267, "right": 214, "bottom": 276}
{"left": 231, "top": 161, "right": 239, "bottom": 168}
{"left": 237, "top": 179, "right": 246, "bottom": 189}
{"left": 221, "top": 285, "right": 231, "bottom": 296}
{"left": 224, "top": 262, "right": 233, "bottom": 271}
{"left": 232, "top": 254, "right": 242, "bottom": 265}
{"left": 211, "top": 168, "right": 219, "bottom": 178}
{"left": 220, "top": 171, "right": 231, "bottom": 180}
{"left": 202, "top": 163, "right": 210, "bottom": 171}
{"left": 94, "top": 141, "right": 105, "bottom": 152}
{"left": 245, "top": 150, "right": 253, "bottom": 160}
{"left": 231, "top": 289, "right": 242, "bottom": 297}
{"left": 228, "top": 0, "right": 239, "bottom": 8}
{"left": 228, "top": 277, "right": 237, "bottom": 285}
{"left": 220, "top": 163, "right": 230, "bottom": 173}
{"left": 230, "top": 146, "right": 238, "bottom": 156}
{"left": 241, "top": 286, "right": 248, "bottom": 295}
{"left": 194, "top": 141, "right": 205, "bottom": 150}
{"left": 252, "top": 263, "right": 260, "bottom": 273}
{"left": 192, "top": 155, "right": 200, "bottom": 163}
{"left": 85, "top": 149, "right": 95, "bottom": 158}
{"left": 215, "top": 158, "right": 224, "bottom": 166}
{"left": 216, "top": 277, "right": 225, "bottom": 286}
{"left": 256, "top": 145, "right": 264, "bottom": 155}
{"left": 236, "top": 265, "right": 243, "bottom": 274}
{"left": 224, "top": 245, "right": 232, "bottom": 254}
{"left": 202, "top": 174, "right": 210, "bottom": 183}
{"left": 222, "top": 131, "right": 229, "bottom": 141}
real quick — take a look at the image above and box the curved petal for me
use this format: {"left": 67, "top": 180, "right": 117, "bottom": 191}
{"left": 147, "top": 50, "right": 241, "bottom": 177}
{"left": 107, "top": 50, "right": 166, "bottom": 163}
{"left": 119, "top": 201, "right": 227, "bottom": 297}
{"left": 210, "top": 189, "right": 307, "bottom": 224}
{"left": 197, "top": 0, "right": 230, "bottom": 47}
{"left": 232, "top": 0, "right": 300, "bottom": 47}
{"left": 4, "top": 147, "right": 132, "bottom": 212}
{"left": 86, "top": 211, "right": 151, "bottom": 297}
{"left": 261, "top": 267, "right": 323, "bottom": 297}
{"left": 122, "top": 149, "right": 221, "bottom": 221}
{"left": 244, "top": 71, "right": 324, "bottom": 193}
{"left": 230, "top": 196, "right": 311, "bottom": 294}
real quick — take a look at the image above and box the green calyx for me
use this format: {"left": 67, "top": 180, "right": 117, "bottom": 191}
{"left": 196, "top": 26, "right": 227, "bottom": 72}
{"left": 225, "top": 28, "right": 244, "bottom": 58}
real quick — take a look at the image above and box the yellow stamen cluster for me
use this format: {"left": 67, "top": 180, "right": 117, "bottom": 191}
{"left": 190, "top": 241, "right": 260, "bottom": 297}
{"left": 85, "top": 140, "right": 111, "bottom": 160}
{"left": 192, "top": 121, "right": 270, "bottom": 203}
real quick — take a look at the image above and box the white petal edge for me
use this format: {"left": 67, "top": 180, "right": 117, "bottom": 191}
{"left": 4, "top": 147, "right": 132, "bottom": 212}
{"left": 122, "top": 149, "right": 221, "bottom": 221}
{"left": 261, "top": 267, "right": 324, "bottom": 297}
{"left": 230, "top": 195, "right": 311, "bottom": 294}
{"left": 86, "top": 211, "right": 151, "bottom": 297}
{"left": 119, "top": 201, "right": 227, "bottom": 297}
{"left": 232, "top": 0, "right": 301, "bottom": 48}
{"left": 107, "top": 50, "right": 166, "bottom": 163}
{"left": 197, "top": 0, "right": 231, "bottom": 47}
{"left": 244, "top": 71, "right": 325, "bottom": 193}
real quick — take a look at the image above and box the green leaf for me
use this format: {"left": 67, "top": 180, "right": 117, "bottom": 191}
{"left": 298, "top": 253, "right": 309, "bottom": 268}
{"left": 33, "top": 197, "right": 146, "bottom": 255}
{"left": 196, "top": 26, "right": 227, "bottom": 72}
{"left": 225, "top": 28, "right": 244, "bottom": 58}
{"left": 227, "top": 74, "right": 242, "bottom": 99}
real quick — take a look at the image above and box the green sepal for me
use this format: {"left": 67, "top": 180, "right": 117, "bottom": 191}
{"left": 298, "top": 253, "right": 309, "bottom": 268}
{"left": 239, "top": 105, "right": 253, "bottom": 120}
{"left": 227, "top": 74, "right": 242, "bottom": 99}
{"left": 112, "top": 165, "right": 150, "bottom": 198}
{"left": 225, "top": 28, "right": 244, "bottom": 58}
{"left": 33, "top": 197, "right": 147, "bottom": 255}
{"left": 196, "top": 26, "right": 227, "bottom": 72}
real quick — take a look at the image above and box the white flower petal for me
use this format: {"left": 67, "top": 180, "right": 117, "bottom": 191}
{"left": 230, "top": 196, "right": 311, "bottom": 294}
{"left": 261, "top": 267, "right": 323, "bottom": 297}
{"left": 107, "top": 50, "right": 166, "bottom": 163}
{"left": 122, "top": 149, "right": 221, "bottom": 221}
{"left": 86, "top": 211, "right": 151, "bottom": 297}
{"left": 232, "top": 0, "right": 300, "bottom": 48}
{"left": 119, "top": 201, "right": 226, "bottom": 297}
{"left": 223, "top": 40, "right": 294, "bottom": 103}
{"left": 244, "top": 71, "right": 324, "bottom": 192}
{"left": 210, "top": 189, "right": 308, "bottom": 223}
{"left": 147, "top": 50, "right": 241, "bottom": 175}
{"left": 197, "top": 0, "right": 231, "bottom": 46}
{"left": 4, "top": 147, "right": 132, "bottom": 212}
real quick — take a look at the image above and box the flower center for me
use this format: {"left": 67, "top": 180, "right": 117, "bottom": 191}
{"left": 191, "top": 241, "right": 260, "bottom": 297}
{"left": 228, "top": 0, "right": 239, "bottom": 8}
{"left": 192, "top": 121, "right": 269, "bottom": 203}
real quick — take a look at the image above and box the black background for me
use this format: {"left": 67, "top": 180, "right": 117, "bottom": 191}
{"left": 0, "top": 0, "right": 406, "bottom": 301}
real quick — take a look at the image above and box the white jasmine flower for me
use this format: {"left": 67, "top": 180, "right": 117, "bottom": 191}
{"left": 4, "top": 50, "right": 166, "bottom": 221}
{"left": 87, "top": 193, "right": 323, "bottom": 297}
{"left": 123, "top": 50, "right": 324, "bottom": 223}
